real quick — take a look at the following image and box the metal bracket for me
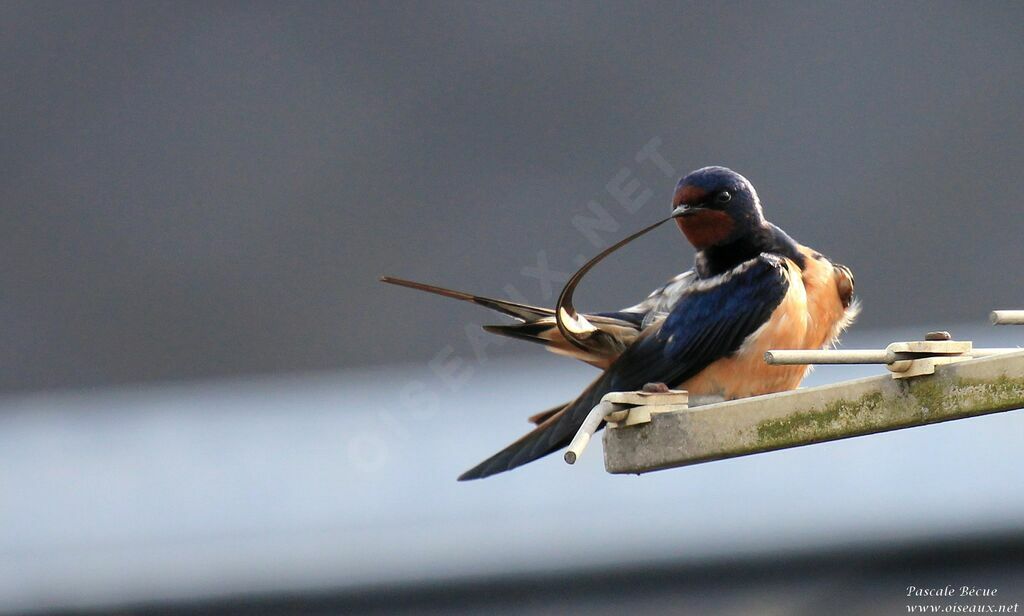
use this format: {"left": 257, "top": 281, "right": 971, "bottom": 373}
{"left": 563, "top": 388, "right": 688, "bottom": 465}
{"left": 765, "top": 331, "right": 1019, "bottom": 379}
{"left": 602, "top": 390, "right": 690, "bottom": 427}
{"left": 885, "top": 338, "right": 973, "bottom": 378}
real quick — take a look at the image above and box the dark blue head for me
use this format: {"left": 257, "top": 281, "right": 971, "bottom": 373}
{"left": 670, "top": 166, "right": 765, "bottom": 250}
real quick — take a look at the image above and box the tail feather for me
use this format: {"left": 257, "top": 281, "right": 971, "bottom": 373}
{"left": 482, "top": 322, "right": 556, "bottom": 344}
{"left": 382, "top": 274, "right": 652, "bottom": 481}
{"left": 380, "top": 276, "right": 552, "bottom": 322}
{"left": 458, "top": 375, "right": 611, "bottom": 481}
{"left": 526, "top": 403, "right": 565, "bottom": 426}
{"left": 483, "top": 322, "right": 616, "bottom": 369}
{"left": 382, "top": 276, "right": 617, "bottom": 367}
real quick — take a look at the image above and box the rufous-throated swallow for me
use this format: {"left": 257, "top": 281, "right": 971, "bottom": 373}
{"left": 383, "top": 166, "right": 858, "bottom": 480}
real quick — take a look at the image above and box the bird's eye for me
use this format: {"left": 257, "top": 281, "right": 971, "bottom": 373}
{"left": 715, "top": 191, "right": 732, "bottom": 204}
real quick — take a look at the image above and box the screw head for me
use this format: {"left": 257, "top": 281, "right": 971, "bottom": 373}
{"left": 642, "top": 382, "right": 670, "bottom": 393}
{"left": 925, "top": 331, "right": 951, "bottom": 341}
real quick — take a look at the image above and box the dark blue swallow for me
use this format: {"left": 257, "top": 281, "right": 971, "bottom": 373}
{"left": 383, "top": 166, "right": 858, "bottom": 480}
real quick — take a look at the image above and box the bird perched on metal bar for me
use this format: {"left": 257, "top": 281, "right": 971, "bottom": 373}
{"left": 382, "top": 166, "right": 859, "bottom": 480}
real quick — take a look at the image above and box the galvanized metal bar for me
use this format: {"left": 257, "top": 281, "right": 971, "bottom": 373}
{"left": 564, "top": 401, "right": 615, "bottom": 465}
{"left": 602, "top": 350, "right": 1024, "bottom": 475}
{"left": 966, "top": 348, "right": 1024, "bottom": 356}
{"left": 992, "top": 310, "right": 1024, "bottom": 325}
{"left": 765, "top": 348, "right": 1021, "bottom": 366}
{"left": 765, "top": 349, "right": 894, "bottom": 365}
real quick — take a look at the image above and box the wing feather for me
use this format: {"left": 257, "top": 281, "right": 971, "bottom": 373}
{"left": 458, "top": 255, "right": 791, "bottom": 480}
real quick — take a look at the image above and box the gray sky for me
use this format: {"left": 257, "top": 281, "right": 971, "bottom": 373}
{"left": 2, "top": 1, "right": 1022, "bottom": 392}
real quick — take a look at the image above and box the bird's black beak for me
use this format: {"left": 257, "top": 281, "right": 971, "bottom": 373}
{"left": 671, "top": 204, "right": 701, "bottom": 218}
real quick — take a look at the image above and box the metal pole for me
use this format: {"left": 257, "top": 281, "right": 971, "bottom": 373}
{"left": 992, "top": 310, "right": 1024, "bottom": 325}
{"left": 764, "top": 349, "right": 894, "bottom": 365}
{"left": 765, "top": 347, "right": 1020, "bottom": 366}
{"left": 564, "top": 400, "right": 616, "bottom": 464}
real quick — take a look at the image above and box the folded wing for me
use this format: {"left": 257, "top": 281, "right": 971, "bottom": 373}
{"left": 458, "top": 254, "right": 792, "bottom": 480}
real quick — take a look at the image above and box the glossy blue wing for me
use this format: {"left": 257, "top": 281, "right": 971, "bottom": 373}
{"left": 604, "top": 254, "right": 790, "bottom": 390}
{"left": 459, "top": 254, "right": 791, "bottom": 480}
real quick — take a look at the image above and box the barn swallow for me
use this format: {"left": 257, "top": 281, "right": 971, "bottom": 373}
{"left": 382, "top": 166, "right": 858, "bottom": 480}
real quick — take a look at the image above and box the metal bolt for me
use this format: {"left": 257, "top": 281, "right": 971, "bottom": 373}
{"left": 643, "top": 382, "right": 670, "bottom": 393}
{"left": 925, "top": 331, "right": 951, "bottom": 341}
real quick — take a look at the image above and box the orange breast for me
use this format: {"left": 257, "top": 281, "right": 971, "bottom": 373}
{"left": 796, "top": 245, "right": 856, "bottom": 350}
{"left": 681, "top": 247, "right": 856, "bottom": 400}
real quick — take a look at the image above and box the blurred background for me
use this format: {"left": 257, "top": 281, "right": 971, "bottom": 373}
{"left": 1, "top": 1, "right": 1023, "bottom": 614}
